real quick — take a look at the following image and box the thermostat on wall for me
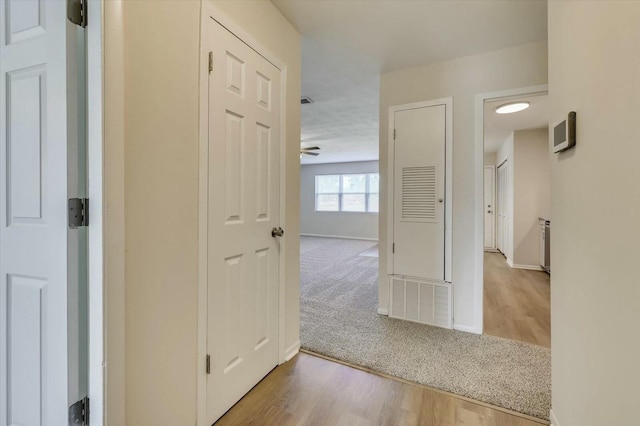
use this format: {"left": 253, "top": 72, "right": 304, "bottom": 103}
{"left": 552, "top": 111, "right": 576, "bottom": 153}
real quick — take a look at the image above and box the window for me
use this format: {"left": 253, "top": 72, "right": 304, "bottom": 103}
{"left": 315, "top": 173, "right": 379, "bottom": 213}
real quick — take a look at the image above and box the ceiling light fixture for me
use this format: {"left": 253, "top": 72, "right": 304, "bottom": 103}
{"left": 495, "top": 101, "right": 530, "bottom": 114}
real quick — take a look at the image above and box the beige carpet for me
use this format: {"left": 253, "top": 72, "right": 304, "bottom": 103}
{"left": 300, "top": 236, "right": 551, "bottom": 420}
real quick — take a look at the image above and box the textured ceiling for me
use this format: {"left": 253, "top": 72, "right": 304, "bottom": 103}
{"left": 272, "top": 0, "right": 548, "bottom": 164}
{"left": 484, "top": 94, "right": 549, "bottom": 153}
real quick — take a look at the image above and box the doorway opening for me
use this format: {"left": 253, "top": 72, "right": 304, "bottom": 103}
{"left": 481, "top": 90, "right": 551, "bottom": 347}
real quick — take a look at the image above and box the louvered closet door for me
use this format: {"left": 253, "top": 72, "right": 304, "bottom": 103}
{"left": 393, "top": 105, "right": 446, "bottom": 280}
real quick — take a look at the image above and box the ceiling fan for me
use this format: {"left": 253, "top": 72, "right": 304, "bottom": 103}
{"left": 300, "top": 145, "right": 320, "bottom": 157}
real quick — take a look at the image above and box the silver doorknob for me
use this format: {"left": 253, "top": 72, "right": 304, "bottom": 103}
{"left": 487, "top": 210, "right": 492, "bottom": 213}
{"left": 271, "top": 227, "right": 284, "bottom": 237}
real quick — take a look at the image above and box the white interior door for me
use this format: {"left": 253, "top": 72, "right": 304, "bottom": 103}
{"left": 205, "top": 17, "right": 281, "bottom": 424}
{"left": 393, "top": 105, "right": 446, "bottom": 280}
{"left": 496, "top": 162, "right": 506, "bottom": 254}
{"left": 483, "top": 166, "right": 495, "bottom": 250}
{"left": 0, "top": 1, "right": 76, "bottom": 425}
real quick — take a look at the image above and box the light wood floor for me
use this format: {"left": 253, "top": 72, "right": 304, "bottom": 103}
{"left": 483, "top": 252, "right": 550, "bottom": 347}
{"left": 217, "top": 352, "right": 547, "bottom": 426}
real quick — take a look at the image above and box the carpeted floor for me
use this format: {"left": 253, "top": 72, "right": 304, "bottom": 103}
{"left": 300, "top": 236, "right": 551, "bottom": 420}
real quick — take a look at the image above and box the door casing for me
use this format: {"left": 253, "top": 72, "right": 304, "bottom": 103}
{"left": 483, "top": 165, "right": 496, "bottom": 251}
{"left": 196, "top": 3, "right": 288, "bottom": 425}
{"left": 473, "top": 85, "right": 548, "bottom": 335}
{"left": 386, "top": 98, "right": 453, "bottom": 283}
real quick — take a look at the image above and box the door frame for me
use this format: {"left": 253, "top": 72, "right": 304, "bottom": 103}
{"left": 197, "top": 3, "right": 288, "bottom": 425}
{"left": 495, "top": 160, "right": 507, "bottom": 254}
{"left": 87, "top": 0, "right": 105, "bottom": 423}
{"left": 473, "top": 84, "right": 548, "bottom": 334}
{"left": 483, "top": 165, "right": 497, "bottom": 251}
{"left": 386, "top": 98, "right": 453, "bottom": 283}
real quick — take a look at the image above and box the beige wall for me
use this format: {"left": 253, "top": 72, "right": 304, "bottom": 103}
{"left": 549, "top": 1, "right": 640, "bottom": 425}
{"left": 380, "top": 41, "right": 548, "bottom": 330}
{"left": 483, "top": 152, "right": 496, "bottom": 166}
{"left": 513, "top": 128, "right": 550, "bottom": 267}
{"left": 103, "top": 2, "right": 126, "bottom": 425}
{"left": 123, "top": 2, "right": 201, "bottom": 425}
{"left": 106, "top": 1, "right": 301, "bottom": 424}
{"left": 300, "top": 161, "right": 379, "bottom": 240}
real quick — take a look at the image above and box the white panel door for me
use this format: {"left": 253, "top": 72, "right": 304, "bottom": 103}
{"left": 205, "top": 18, "right": 281, "bottom": 424}
{"left": 393, "top": 105, "right": 446, "bottom": 280}
{"left": 0, "top": 1, "right": 72, "bottom": 425}
{"left": 496, "top": 162, "right": 506, "bottom": 254}
{"left": 483, "top": 166, "right": 495, "bottom": 249}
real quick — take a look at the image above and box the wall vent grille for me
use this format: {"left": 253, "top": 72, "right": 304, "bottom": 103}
{"left": 389, "top": 276, "right": 452, "bottom": 329}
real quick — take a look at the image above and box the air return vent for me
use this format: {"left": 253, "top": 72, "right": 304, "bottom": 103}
{"left": 401, "top": 166, "right": 437, "bottom": 222}
{"left": 389, "top": 276, "right": 452, "bottom": 329}
{"left": 300, "top": 96, "right": 313, "bottom": 104}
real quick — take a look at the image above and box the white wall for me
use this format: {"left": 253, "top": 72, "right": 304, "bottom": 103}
{"left": 549, "top": 2, "right": 640, "bottom": 425}
{"left": 496, "top": 133, "right": 514, "bottom": 262}
{"left": 380, "top": 41, "right": 547, "bottom": 331}
{"left": 513, "top": 128, "right": 550, "bottom": 267}
{"left": 300, "top": 161, "right": 379, "bottom": 240}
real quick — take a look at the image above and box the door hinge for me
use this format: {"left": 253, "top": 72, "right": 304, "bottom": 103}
{"left": 206, "top": 354, "right": 211, "bottom": 374}
{"left": 392, "top": 243, "right": 395, "bottom": 254}
{"left": 67, "top": 0, "right": 87, "bottom": 27}
{"left": 69, "top": 198, "right": 89, "bottom": 228}
{"left": 393, "top": 129, "right": 396, "bottom": 140}
{"left": 208, "top": 52, "right": 213, "bottom": 73}
{"left": 69, "top": 397, "right": 89, "bottom": 425}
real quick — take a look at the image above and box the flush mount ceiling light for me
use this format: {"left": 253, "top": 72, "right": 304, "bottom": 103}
{"left": 495, "top": 101, "right": 530, "bottom": 114}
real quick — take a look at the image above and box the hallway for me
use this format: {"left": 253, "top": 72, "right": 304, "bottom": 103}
{"left": 483, "top": 252, "right": 551, "bottom": 347}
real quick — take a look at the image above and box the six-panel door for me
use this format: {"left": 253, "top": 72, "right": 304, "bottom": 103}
{"left": 205, "top": 17, "right": 282, "bottom": 425}
{"left": 0, "top": 1, "right": 71, "bottom": 425}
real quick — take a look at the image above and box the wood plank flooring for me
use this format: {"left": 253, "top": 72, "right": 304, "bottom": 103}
{"left": 216, "top": 352, "right": 547, "bottom": 426}
{"left": 483, "top": 252, "right": 550, "bottom": 347}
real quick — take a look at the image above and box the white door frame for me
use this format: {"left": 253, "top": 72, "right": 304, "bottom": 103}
{"left": 0, "top": 0, "right": 104, "bottom": 422}
{"left": 483, "top": 165, "right": 496, "bottom": 251}
{"left": 87, "top": 0, "right": 104, "bottom": 424}
{"left": 386, "top": 98, "right": 453, "bottom": 283}
{"left": 473, "top": 84, "right": 548, "bottom": 334}
{"left": 197, "top": 3, "right": 288, "bottom": 425}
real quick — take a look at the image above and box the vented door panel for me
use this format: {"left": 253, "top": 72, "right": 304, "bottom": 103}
{"left": 402, "top": 166, "right": 437, "bottom": 222}
{"left": 393, "top": 105, "right": 446, "bottom": 280}
{"left": 389, "top": 277, "right": 452, "bottom": 329}
{"left": 391, "top": 278, "right": 405, "bottom": 317}
{"left": 405, "top": 281, "right": 420, "bottom": 321}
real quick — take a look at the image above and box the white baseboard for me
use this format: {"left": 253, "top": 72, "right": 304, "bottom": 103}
{"left": 377, "top": 308, "right": 388, "bottom": 315}
{"left": 283, "top": 340, "right": 300, "bottom": 362}
{"left": 300, "top": 233, "right": 378, "bottom": 242}
{"left": 484, "top": 248, "right": 499, "bottom": 253}
{"left": 511, "top": 263, "right": 544, "bottom": 271}
{"left": 453, "top": 324, "right": 481, "bottom": 334}
{"left": 506, "top": 257, "right": 514, "bottom": 268}
{"left": 549, "top": 408, "right": 560, "bottom": 426}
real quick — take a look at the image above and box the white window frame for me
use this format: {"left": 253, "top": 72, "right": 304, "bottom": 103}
{"left": 315, "top": 173, "right": 379, "bottom": 213}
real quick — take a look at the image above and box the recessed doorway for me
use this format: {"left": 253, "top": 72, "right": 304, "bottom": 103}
{"left": 481, "top": 91, "right": 551, "bottom": 347}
